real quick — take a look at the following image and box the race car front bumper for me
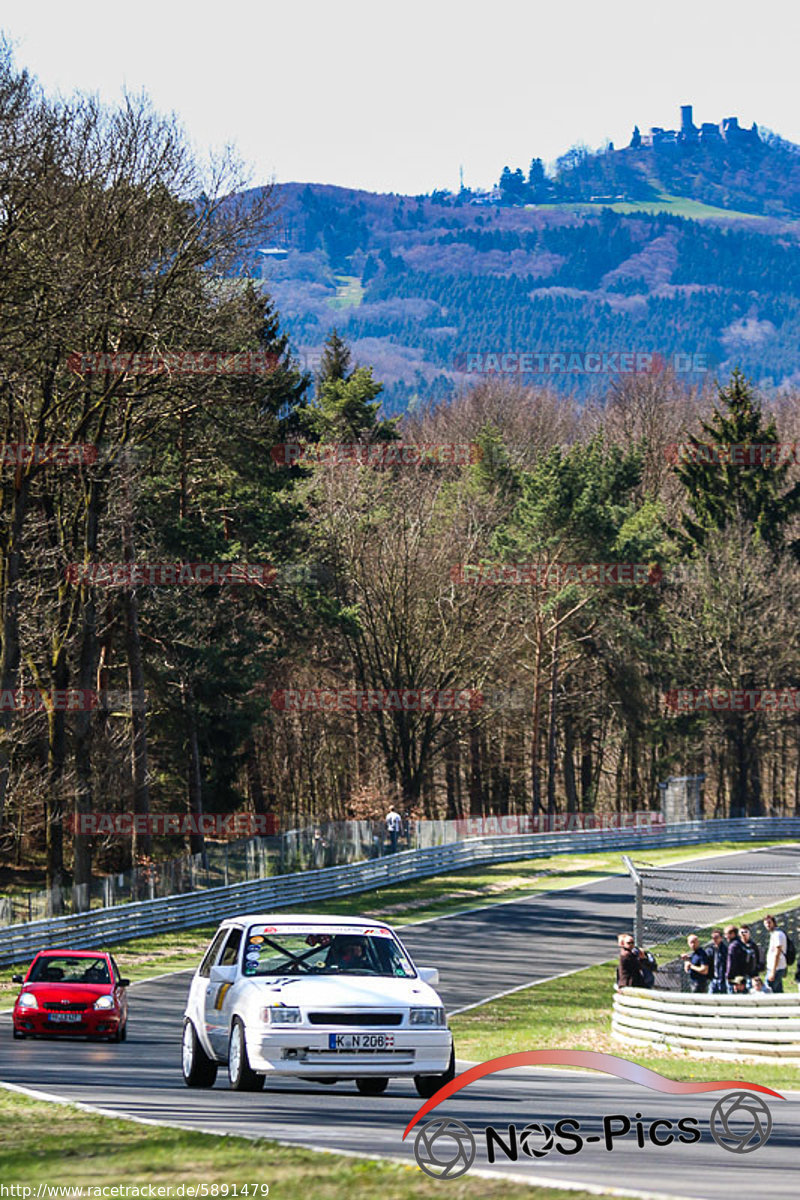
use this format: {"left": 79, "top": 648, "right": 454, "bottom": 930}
{"left": 246, "top": 1025, "right": 453, "bottom": 1077}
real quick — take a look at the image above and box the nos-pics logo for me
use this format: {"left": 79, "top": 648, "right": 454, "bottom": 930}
{"left": 404, "top": 1051, "right": 781, "bottom": 1181}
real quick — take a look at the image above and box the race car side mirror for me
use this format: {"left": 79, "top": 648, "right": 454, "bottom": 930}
{"left": 418, "top": 967, "right": 439, "bottom": 986}
{"left": 118, "top": 979, "right": 131, "bottom": 988}
{"left": 210, "top": 965, "right": 237, "bottom": 984}
{"left": 11, "top": 974, "right": 23, "bottom": 983}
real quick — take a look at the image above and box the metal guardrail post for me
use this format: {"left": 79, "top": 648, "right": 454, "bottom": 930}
{"left": 622, "top": 854, "right": 643, "bottom": 948}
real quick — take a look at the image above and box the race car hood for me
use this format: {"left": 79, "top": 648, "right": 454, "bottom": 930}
{"left": 243, "top": 973, "right": 442, "bottom": 1009}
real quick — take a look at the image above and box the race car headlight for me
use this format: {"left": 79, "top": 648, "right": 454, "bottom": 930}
{"left": 262, "top": 1006, "right": 302, "bottom": 1024}
{"left": 17, "top": 991, "right": 38, "bottom": 1009}
{"left": 93, "top": 995, "right": 115, "bottom": 1010}
{"left": 410, "top": 1006, "right": 445, "bottom": 1026}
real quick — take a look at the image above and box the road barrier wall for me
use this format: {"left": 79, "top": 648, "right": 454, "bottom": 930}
{"left": 1, "top": 815, "right": 798, "bottom": 966}
{"left": 612, "top": 986, "right": 800, "bottom": 1059}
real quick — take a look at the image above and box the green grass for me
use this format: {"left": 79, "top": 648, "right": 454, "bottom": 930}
{"left": 531, "top": 192, "right": 762, "bottom": 221}
{"left": 328, "top": 275, "right": 364, "bottom": 309}
{"left": 0, "top": 1087, "right": 610, "bottom": 1198}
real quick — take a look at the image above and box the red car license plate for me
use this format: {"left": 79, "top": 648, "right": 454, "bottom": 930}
{"left": 48, "top": 1012, "right": 82, "bottom": 1023}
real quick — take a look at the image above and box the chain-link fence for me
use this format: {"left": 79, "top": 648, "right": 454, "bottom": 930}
{"left": 0, "top": 816, "right": 435, "bottom": 924}
{"left": 624, "top": 846, "right": 800, "bottom": 989}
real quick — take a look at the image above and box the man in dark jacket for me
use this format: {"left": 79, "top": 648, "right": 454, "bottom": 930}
{"left": 617, "top": 933, "right": 644, "bottom": 988}
{"left": 739, "top": 925, "right": 765, "bottom": 978}
{"left": 725, "top": 924, "right": 749, "bottom": 991}
{"left": 705, "top": 928, "right": 727, "bottom": 993}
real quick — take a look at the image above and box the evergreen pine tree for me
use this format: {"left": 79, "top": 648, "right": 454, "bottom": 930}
{"left": 672, "top": 370, "right": 800, "bottom": 557}
{"left": 317, "top": 328, "right": 352, "bottom": 391}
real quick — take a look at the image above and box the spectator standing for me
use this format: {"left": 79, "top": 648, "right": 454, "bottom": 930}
{"left": 724, "top": 925, "right": 749, "bottom": 991}
{"left": 705, "top": 929, "right": 727, "bottom": 993}
{"left": 739, "top": 925, "right": 764, "bottom": 978}
{"left": 617, "top": 934, "right": 644, "bottom": 989}
{"left": 680, "top": 934, "right": 710, "bottom": 993}
{"left": 764, "top": 914, "right": 788, "bottom": 993}
{"left": 385, "top": 806, "right": 402, "bottom": 853}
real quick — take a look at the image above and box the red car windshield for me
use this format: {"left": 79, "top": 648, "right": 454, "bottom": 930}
{"left": 28, "top": 956, "right": 110, "bottom": 985}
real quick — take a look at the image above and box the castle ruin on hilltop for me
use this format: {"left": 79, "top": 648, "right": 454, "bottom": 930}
{"left": 630, "top": 105, "right": 760, "bottom": 149}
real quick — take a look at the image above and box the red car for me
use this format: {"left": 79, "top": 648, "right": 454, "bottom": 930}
{"left": 11, "top": 949, "right": 130, "bottom": 1042}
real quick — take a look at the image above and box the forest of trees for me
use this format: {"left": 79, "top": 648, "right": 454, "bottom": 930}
{"left": 263, "top": 186, "right": 800, "bottom": 413}
{"left": 1, "top": 49, "right": 800, "bottom": 905}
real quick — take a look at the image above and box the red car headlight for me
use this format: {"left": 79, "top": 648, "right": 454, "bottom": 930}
{"left": 17, "top": 992, "right": 38, "bottom": 1009}
{"left": 93, "top": 995, "right": 115, "bottom": 1010}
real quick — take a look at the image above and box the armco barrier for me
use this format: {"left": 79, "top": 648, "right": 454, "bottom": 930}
{"left": 1, "top": 816, "right": 798, "bottom": 966}
{"left": 613, "top": 986, "right": 800, "bottom": 1060}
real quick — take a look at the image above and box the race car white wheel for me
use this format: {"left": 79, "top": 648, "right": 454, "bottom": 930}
{"left": 227, "top": 1018, "right": 264, "bottom": 1092}
{"left": 356, "top": 1077, "right": 389, "bottom": 1096}
{"left": 414, "top": 1044, "right": 456, "bottom": 1099}
{"left": 182, "top": 1019, "right": 218, "bottom": 1088}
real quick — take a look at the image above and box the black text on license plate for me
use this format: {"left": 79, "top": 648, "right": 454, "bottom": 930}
{"left": 48, "top": 1013, "right": 82, "bottom": 1023}
{"left": 329, "top": 1033, "right": 392, "bottom": 1049}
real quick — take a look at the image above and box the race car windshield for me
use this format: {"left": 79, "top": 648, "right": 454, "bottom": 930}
{"left": 243, "top": 929, "right": 415, "bottom": 978}
{"left": 28, "top": 956, "right": 110, "bottom": 984}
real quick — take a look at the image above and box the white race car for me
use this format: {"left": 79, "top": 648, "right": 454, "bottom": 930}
{"left": 182, "top": 913, "right": 455, "bottom": 1097}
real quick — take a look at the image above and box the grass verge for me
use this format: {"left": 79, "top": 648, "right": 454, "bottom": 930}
{"left": 531, "top": 193, "right": 762, "bottom": 221}
{"left": 2, "top": 840, "right": 794, "bottom": 998}
{"left": 0, "top": 1086, "right": 611, "bottom": 1199}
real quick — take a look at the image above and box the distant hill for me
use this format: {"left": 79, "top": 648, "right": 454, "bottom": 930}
{"left": 495, "top": 106, "right": 800, "bottom": 220}
{"left": 243, "top": 117, "right": 800, "bottom": 412}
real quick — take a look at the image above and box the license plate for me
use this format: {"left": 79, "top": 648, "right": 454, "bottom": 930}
{"left": 47, "top": 1012, "right": 82, "bottom": 1023}
{"left": 328, "top": 1033, "right": 393, "bottom": 1050}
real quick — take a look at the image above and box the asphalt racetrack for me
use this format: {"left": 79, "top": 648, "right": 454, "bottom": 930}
{"left": 2, "top": 845, "right": 799, "bottom": 1199}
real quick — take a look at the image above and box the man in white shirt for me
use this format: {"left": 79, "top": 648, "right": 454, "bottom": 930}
{"left": 764, "top": 914, "right": 788, "bottom": 993}
{"left": 385, "top": 806, "right": 402, "bottom": 853}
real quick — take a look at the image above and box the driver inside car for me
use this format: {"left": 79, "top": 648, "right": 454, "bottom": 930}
{"left": 325, "top": 936, "right": 367, "bottom": 971}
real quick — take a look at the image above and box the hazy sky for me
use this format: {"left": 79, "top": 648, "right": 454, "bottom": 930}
{"left": 2, "top": 0, "right": 797, "bottom": 195}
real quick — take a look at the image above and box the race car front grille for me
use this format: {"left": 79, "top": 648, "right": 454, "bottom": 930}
{"left": 307, "top": 1012, "right": 403, "bottom": 1026}
{"left": 43, "top": 1002, "right": 89, "bottom": 1012}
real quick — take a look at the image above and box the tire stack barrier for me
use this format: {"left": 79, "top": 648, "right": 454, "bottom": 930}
{"left": 612, "top": 986, "right": 800, "bottom": 1060}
